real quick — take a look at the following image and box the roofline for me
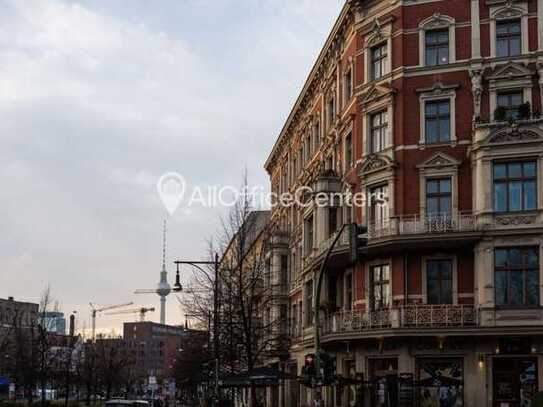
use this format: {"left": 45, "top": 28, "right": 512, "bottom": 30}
{"left": 263, "top": 0, "right": 353, "bottom": 172}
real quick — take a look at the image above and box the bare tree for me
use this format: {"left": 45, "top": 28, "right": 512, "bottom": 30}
{"left": 180, "top": 174, "right": 288, "bottom": 407}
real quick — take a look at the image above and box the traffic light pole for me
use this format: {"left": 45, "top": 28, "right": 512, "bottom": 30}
{"left": 313, "top": 223, "right": 348, "bottom": 402}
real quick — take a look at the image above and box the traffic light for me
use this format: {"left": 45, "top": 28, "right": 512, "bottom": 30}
{"left": 300, "top": 354, "right": 316, "bottom": 387}
{"left": 319, "top": 352, "right": 335, "bottom": 385}
{"left": 349, "top": 223, "right": 368, "bottom": 262}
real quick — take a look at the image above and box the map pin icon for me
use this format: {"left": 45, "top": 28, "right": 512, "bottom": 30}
{"left": 157, "top": 172, "right": 186, "bottom": 216}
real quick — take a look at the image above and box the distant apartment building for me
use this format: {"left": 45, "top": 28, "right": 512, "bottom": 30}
{"left": 123, "top": 321, "right": 207, "bottom": 380}
{"left": 263, "top": 0, "right": 543, "bottom": 406}
{"left": 0, "top": 297, "right": 39, "bottom": 327}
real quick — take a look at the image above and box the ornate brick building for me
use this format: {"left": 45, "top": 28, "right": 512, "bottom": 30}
{"left": 263, "top": 0, "right": 543, "bottom": 406}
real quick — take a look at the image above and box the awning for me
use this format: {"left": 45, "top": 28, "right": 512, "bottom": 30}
{"left": 219, "top": 367, "right": 297, "bottom": 388}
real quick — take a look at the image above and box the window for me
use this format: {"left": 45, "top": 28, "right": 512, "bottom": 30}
{"left": 369, "top": 185, "right": 389, "bottom": 228}
{"left": 371, "top": 43, "right": 387, "bottom": 80}
{"left": 305, "top": 280, "right": 314, "bottom": 326}
{"left": 493, "top": 161, "right": 537, "bottom": 212}
{"left": 304, "top": 215, "right": 314, "bottom": 254}
{"left": 425, "top": 100, "right": 451, "bottom": 143}
{"left": 345, "top": 132, "right": 353, "bottom": 169}
{"left": 370, "top": 264, "right": 390, "bottom": 310}
{"left": 426, "top": 259, "right": 453, "bottom": 304}
{"left": 345, "top": 272, "right": 353, "bottom": 311}
{"left": 495, "top": 247, "right": 539, "bottom": 307}
{"left": 343, "top": 67, "right": 353, "bottom": 104}
{"left": 426, "top": 178, "right": 452, "bottom": 216}
{"left": 497, "top": 91, "right": 523, "bottom": 120}
{"left": 327, "top": 97, "right": 335, "bottom": 128}
{"left": 370, "top": 111, "right": 388, "bottom": 153}
{"left": 328, "top": 207, "right": 338, "bottom": 237}
{"left": 425, "top": 29, "right": 449, "bottom": 66}
{"left": 281, "top": 254, "right": 289, "bottom": 288}
{"left": 496, "top": 20, "right": 521, "bottom": 57}
{"left": 313, "top": 121, "right": 320, "bottom": 150}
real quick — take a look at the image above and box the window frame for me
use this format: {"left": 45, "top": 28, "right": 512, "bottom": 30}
{"left": 370, "top": 264, "right": 391, "bottom": 310}
{"left": 370, "top": 110, "right": 389, "bottom": 153}
{"left": 496, "top": 19, "right": 522, "bottom": 58}
{"left": 424, "top": 99, "right": 451, "bottom": 144}
{"left": 418, "top": 14, "right": 456, "bottom": 67}
{"left": 493, "top": 160, "right": 538, "bottom": 213}
{"left": 426, "top": 259, "right": 454, "bottom": 305}
{"left": 421, "top": 255, "right": 458, "bottom": 305}
{"left": 425, "top": 177, "right": 452, "bottom": 217}
{"left": 496, "top": 90, "right": 524, "bottom": 120}
{"left": 370, "top": 42, "right": 388, "bottom": 81}
{"left": 494, "top": 246, "right": 540, "bottom": 308}
{"left": 424, "top": 28, "right": 450, "bottom": 66}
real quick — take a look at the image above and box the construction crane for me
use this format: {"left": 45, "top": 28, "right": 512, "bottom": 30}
{"left": 105, "top": 307, "right": 156, "bottom": 322}
{"left": 89, "top": 302, "right": 133, "bottom": 341}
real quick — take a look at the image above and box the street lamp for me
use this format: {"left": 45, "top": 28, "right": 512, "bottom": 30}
{"left": 173, "top": 254, "right": 220, "bottom": 404}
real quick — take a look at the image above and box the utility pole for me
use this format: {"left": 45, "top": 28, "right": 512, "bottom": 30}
{"left": 173, "top": 254, "right": 221, "bottom": 404}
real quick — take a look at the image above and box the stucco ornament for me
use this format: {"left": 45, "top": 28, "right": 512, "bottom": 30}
{"left": 538, "top": 62, "right": 543, "bottom": 104}
{"left": 469, "top": 69, "right": 483, "bottom": 121}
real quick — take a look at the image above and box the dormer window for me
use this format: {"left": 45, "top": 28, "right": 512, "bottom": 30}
{"left": 496, "top": 20, "right": 521, "bottom": 57}
{"left": 371, "top": 43, "right": 388, "bottom": 80}
{"left": 425, "top": 29, "right": 449, "bottom": 66}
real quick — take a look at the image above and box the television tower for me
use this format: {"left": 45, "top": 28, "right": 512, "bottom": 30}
{"left": 135, "top": 220, "right": 173, "bottom": 324}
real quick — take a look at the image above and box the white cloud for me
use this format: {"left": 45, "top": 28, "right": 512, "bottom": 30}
{"left": 0, "top": 0, "right": 344, "bottom": 330}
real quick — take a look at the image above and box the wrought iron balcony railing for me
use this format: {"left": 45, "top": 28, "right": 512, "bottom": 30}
{"left": 322, "top": 304, "right": 477, "bottom": 335}
{"left": 367, "top": 213, "right": 478, "bottom": 239}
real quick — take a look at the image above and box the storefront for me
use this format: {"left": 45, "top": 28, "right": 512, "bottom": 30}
{"left": 492, "top": 357, "right": 537, "bottom": 407}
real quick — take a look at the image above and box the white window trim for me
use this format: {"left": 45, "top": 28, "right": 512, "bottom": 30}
{"left": 489, "top": 3, "right": 529, "bottom": 58}
{"left": 364, "top": 26, "right": 392, "bottom": 84}
{"left": 419, "top": 88, "right": 457, "bottom": 145}
{"left": 418, "top": 14, "right": 456, "bottom": 67}
{"left": 421, "top": 255, "right": 458, "bottom": 305}
{"left": 342, "top": 58, "right": 354, "bottom": 109}
{"left": 419, "top": 170, "right": 459, "bottom": 219}
{"left": 342, "top": 124, "right": 354, "bottom": 173}
{"left": 365, "top": 104, "right": 393, "bottom": 155}
{"left": 365, "top": 182, "right": 392, "bottom": 228}
{"left": 365, "top": 259, "right": 393, "bottom": 310}
{"left": 343, "top": 269, "right": 354, "bottom": 311}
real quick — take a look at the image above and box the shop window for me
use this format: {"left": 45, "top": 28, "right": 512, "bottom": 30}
{"left": 417, "top": 358, "right": 463, "bottom": 406}
{"left": 493, "top": 357, "right": 537, "bottom": 406}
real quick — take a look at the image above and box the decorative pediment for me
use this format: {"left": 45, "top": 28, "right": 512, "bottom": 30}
{"left": 490, "top": 0, "right": 525, "bottom": 19}
{"left": 486, "top": 125, "right": 543, "bottom": 144}
{"left": 360, "top": 84, "right": 394, "bottom": 105}
{"left": 417, "top": 152, "right": 461, "bottom": 169}
{"left": 416, "top": 82, "right": 460, "bottom": 96}
{"left": 359, "top": 154, "right": 395, "bottom": 176}
{"left": 488, "top": 62, "right": 532, "bottom": 81}
{"left": 419, "top": 13, "right": 455, "bottom": 30}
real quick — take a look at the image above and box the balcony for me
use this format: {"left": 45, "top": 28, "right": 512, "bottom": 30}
{"left": 368, "top": 213, "right": 479, "bottom": 239}
{"left": 322, "top": 304, "right": 478, "bottom": 337}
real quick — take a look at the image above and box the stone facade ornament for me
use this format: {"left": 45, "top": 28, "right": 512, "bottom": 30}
{"left": 538, "top": 62, "right": 543, "bottom": 107}
{"left": 469, "top": 69, "right": 483, "bottom": 121}
{"left": 487, "top": 125, "right": 543, "bottom": 144}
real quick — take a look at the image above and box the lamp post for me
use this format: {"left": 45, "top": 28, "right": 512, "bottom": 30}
{"left": 173, "top": 254, "right": 220, "bottom": 404}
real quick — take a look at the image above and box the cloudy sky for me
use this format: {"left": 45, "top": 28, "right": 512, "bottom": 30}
{"left": 0, "top": 0, "right": 344, "bottom": 334}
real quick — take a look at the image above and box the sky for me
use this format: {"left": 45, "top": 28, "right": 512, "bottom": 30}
{"left": 0, "top": 0, "right": 344, "bottom": 335}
